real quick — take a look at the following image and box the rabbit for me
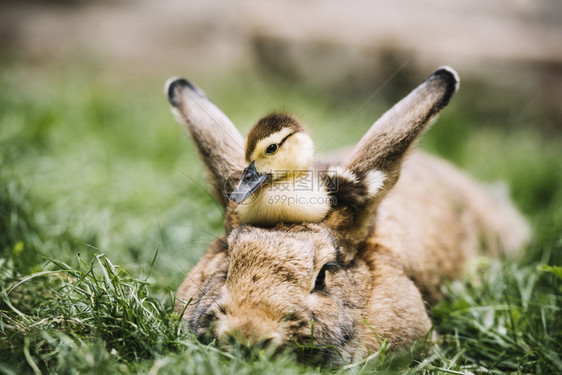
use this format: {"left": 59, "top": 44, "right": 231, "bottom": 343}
{"left": 164, "top": 67, "right": 530, "bottom": 365}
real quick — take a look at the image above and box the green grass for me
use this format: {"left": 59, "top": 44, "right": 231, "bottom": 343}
{"left": 1, "top": 62, "right": 561, "bottom": 374}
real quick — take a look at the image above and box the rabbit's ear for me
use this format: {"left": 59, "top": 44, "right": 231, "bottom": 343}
{"left": 325, "top": 67, "right": 459, "bottom": 262}
{"left": 165, "top": 78, "right": 245, "bottom": 208}
{"left": 347, "top": 67, "right": 459, "bottom": 183}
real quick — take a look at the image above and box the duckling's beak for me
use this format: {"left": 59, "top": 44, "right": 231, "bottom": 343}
{"left": 230, "top": 161, "right": 271, "bottom": 204}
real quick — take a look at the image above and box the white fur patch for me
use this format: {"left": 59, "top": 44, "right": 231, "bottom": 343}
{"left": 364, "top": 170, "right": 386, "bottom": 197}
{"left": 327, "top": 165, "right": 358, "bottom": 184}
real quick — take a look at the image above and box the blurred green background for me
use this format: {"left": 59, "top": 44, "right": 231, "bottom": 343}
{"left": 1, "top": 0, "right": 561, "bottom": 326}
{"left": 1, "top": 1, "right": 561, "bottom": 373}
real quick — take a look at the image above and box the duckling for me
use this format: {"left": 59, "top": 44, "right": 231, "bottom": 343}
{"left": 230, "top": 113, "right": 333, "bottom": 226}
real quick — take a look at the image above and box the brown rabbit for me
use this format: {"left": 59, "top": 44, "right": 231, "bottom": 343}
{"left": 164, "top": 68, "right": 530, "bottom": 364}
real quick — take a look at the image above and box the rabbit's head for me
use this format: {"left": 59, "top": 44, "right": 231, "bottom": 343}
{"left": 188, "top": 223, "right": 373, "bottom": 362}
{"left": 167, "top": 67, "right": 459, "bottom": 363}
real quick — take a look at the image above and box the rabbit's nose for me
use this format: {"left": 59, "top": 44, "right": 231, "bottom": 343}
{"left": 222, "top": 331, "right": 280, "bottom": 357}
{"left": 222, "top": 327, "right": 278, "bottom": 346}
{"left": 257, "top": 337, "right": 274, "bottom": 349}
{"left": 224, "top": 332, "right": 274, "bottom": 348}
{"left": 216, "top": 304, "right": 286, "bottom": 352}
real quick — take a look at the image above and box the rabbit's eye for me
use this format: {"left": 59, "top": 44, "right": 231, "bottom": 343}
{"left": 313, "top": 263, "right": 338, "bottom": 292}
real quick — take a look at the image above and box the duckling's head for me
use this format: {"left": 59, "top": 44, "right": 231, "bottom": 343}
{"left": 246, "top": 113, "right": 314, "bottom": 172}
{"left": 230, "top": 113, "right": 314, "bottom": 204}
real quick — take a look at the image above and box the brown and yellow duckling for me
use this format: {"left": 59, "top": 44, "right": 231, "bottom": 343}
{"left": 230, "top": 113, "right": 333, "bottom": 226}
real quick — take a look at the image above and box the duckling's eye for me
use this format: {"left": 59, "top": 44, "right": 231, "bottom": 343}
{"left": 313, "top": 263, "right": 339, "bottom": 292}
{"left": 265, "top": 144, "right": 278, "bottom": 155}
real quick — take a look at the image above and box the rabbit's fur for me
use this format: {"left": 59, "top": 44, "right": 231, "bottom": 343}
{"left": 165, "top": 68, "right": 530, "bottom": 364}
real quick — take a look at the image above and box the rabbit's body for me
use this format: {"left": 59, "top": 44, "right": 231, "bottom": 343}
{"left": 165, "top": 68, "right": 530, "bottom": 364}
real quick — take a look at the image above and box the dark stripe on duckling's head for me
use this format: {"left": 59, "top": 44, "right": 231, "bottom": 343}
{"left": 245, "top": 113, "right": 306, "bottom": 162}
